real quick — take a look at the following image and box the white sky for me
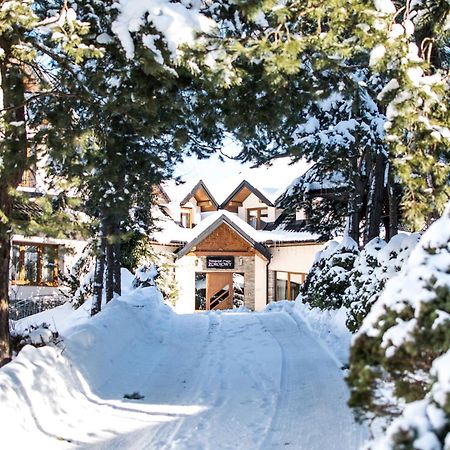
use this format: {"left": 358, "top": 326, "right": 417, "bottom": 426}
{"left": 172, "top": 153, "right": 311, "bottom": 204}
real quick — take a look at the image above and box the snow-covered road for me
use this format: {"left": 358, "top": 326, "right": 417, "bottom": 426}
{"left": 1, "top": 291, "right": 367, "bottom": 449}
{"left": 81, "top": 310, "right": 365, "bottom": 449}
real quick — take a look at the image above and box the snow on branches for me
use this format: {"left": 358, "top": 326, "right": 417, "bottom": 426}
{"left": 348, "top": 201, "right": 450, "bottom": 422}
{"left": 111, "top": 0, "right": 215, "bottom": 61}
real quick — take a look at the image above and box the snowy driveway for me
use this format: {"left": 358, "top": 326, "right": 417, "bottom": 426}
{"left": 80, "top": 309, "right": 365, "bottom": 449}
{"left": 1, "top": 294, "right": 366, "bottom": 449}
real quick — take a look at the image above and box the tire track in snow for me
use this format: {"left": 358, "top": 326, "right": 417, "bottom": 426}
{"left": 257, "top": 311, "right": 364, "bottom": 450}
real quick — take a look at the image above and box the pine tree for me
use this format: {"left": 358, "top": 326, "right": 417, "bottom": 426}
{"left": 194, "top": 0, "right": 449, "bottom": 233}
{"left": 347, "top": 202, "right": 450, "bottom": 422}
{"left": 45, "top": 0, "right": 223, "bottom": 315}
{"left": 301, "top": 236, "right": 359, "bottom": 310}
{"left": 364, "top": 350, "right": 450, "bottom": 450}
{"left": 345, "top": 233, "right": 420, "bottom": 332}
{"left": 0, "top": 0, "right": 100, "bottom": 366}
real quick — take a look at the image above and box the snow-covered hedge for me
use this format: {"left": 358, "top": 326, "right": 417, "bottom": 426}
{"left": 345, "top": 233, "right": 420, "bottom": 332}
{"left": 347, "top": 202, "right": 450, "bottom": 424}
{"left": 301, "top": 236, "right": 359, "bottom": 310}
{"left": 364, "top": 350, "right": 450, "bottom": 450}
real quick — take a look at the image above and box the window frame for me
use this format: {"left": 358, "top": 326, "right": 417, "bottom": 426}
{"left": 246, "top": 207, "right": 268, "bottom": 230}
{"left": 180, "top": 207, "right": 193, "bottom": 228}
{"left": 11, "top": 242, "right": 59, "bottom": 287}
{"left": 275, "top": 271, "right": 307, "bottom": 301}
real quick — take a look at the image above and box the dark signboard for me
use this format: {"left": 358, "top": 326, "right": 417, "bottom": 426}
{"left": 206, "top": 256, "right": 235, "bottom": 269}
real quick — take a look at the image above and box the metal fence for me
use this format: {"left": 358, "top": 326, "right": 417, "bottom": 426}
{"left": 9, "top": 294, "right": 68, "bottom": 321}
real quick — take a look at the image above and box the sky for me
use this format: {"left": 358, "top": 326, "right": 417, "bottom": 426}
{"left": 172, "top": 152, "right": 311, "bottom": 204}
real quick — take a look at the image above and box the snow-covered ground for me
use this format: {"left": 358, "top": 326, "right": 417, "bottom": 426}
{"left": 1, "top": 287, "right": 366, "bottom": 449}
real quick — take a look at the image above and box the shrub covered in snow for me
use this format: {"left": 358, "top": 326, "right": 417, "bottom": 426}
{"left": 10, "top": 323, "right": 60, "bottom": 355}
{"left": 302, "top": 236, "right": 359, "bottom": 310}
{"left": 132, "top": 265, "right": 159, "bottom": 288}
{"left": 347, "top": 203, "right": 450, "bottom": 422}
{"left": 59, "top": 242, "right": 95, "bottom": 308}
{"left": 345, "top": 233, "right": 420, "bottom": 332}
{"left": 364, "top": 350, "right": 450, "bottom": 450}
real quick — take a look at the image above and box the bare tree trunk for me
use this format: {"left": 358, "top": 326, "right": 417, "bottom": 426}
{"left": 0, "top": 208, "right": 12, "bottom": 367}
{"left": 387, "top": 165, "right": 399, "bottom": 241}
{"left": 113, "top": 220, "right": 121, "bottom": 297}
{"left": 364, "top": 153, "right": 386, "bottom": 244}
{"left": 105, "top": 220, "right": 114, "bottom": 303}
{"left": 347, "top": 156, "right": 367, "bottom": 245}
{"left": 91, "top": 228, "right": 106, "bottom": 316}
{"left": 0, "top": 38, "right": 28, "bottom": 365}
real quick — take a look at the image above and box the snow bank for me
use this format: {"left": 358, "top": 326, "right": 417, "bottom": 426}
{"left": 0, "top": 286, "right": 174, "bottom": 448}
{"left": 267, "top": 298, "right": 352, "bottom": 367}
{"left": 293, "top": 298, "right": 352, "bottom": 366}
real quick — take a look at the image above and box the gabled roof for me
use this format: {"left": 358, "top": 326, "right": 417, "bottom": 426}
{"left": 176, "top": 213, "right": 271, "bottom": 260}
{"left": 180, "top": 180, "right": 218, "bottom": 211}
{"left": 153, "top": 184, "right": 171, "bottom": 204}
{"left": 219, "top": 180, "right": 275, "bottom": 209}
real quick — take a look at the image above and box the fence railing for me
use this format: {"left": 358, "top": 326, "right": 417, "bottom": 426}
{"left": 9, "top": 294, "right": 67, "bottom": 321}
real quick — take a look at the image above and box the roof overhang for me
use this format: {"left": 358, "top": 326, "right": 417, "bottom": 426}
{"left": 180, "top": 180, "right": 218, "bottom": 211}
{"left": 219, "top": 180, "right": 274, "bottom": 210}
{"left": 176, "top": 214, "right": 271, "bottom": 260}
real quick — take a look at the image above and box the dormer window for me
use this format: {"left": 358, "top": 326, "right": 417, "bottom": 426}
{"left": 180, "top": 207, "right": 193, "bottom": 228}
{"left": 247, "top": 208, "right": 268, "bottom": 230}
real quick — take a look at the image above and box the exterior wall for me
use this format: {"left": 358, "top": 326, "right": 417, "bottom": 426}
{"left": 174, "top": 255, "right": 197, "bottom": 313}
{"left": 296, "top": 208, "right": 307, "bottom": 221}
{"left": 237, "top": 193, "right": 278, "bottom": 224}
{"left": 171, "top": 198, "right": 202, "bottom": 226}
{"left": 254, "top": 255, "right": 268, "bottom": 311}
{"left": 267, "top": 269, "right": 276, "bottom": 303}
{"left": 183, "top": 198, "right": 202, "bottom": 226}
{"left": 9, "top": 235, "right": 87, "bottom": 301}
{"left": 173, "top": 253, "right": 269, "bottom": 312}
{"left": 268, "top": 243, "right": 325, "bottom": 274}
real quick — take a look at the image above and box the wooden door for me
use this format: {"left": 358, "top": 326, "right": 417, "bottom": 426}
{"left": 206, "top": 272, "right": 233, "bottom": 310}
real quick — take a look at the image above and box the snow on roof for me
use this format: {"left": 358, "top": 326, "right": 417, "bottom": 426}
{"left": 172, "top": 155, "right": 311, "bottom": 206}
{"left": 151, "top": 209, "right": 320, "bottom": 247}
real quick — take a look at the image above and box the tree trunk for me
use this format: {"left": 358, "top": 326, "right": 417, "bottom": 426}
{"left": 105, "top": 220, "right": 114, "bottom": 303}
{"left": 113, "top": 220, "right": 121, "bottom": 297}
{"left": 91, "top": 228, "right": 106, "bottom": 316}
{"left": 0, "top": 193, "right": 12, "bottom": 367}
{"left": 364, "top": 153, "right": 386, "bottom": 244}
{"left": 347, "top": 156, "right": 367, "bottom": 245}
{"left": 0, "top": 38, "right": 28, "bottom": 366}
{"left": 387, "top": 165, "right": 399, "bottom": 241}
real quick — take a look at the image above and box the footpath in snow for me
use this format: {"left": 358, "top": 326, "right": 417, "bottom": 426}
{"left": 0, "top": 287, "right": 367, "bottom": 449}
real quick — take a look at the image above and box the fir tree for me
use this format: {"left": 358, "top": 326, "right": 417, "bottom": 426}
{"left": 45, "top": 0, "right": 221, "bottom": 315}
{"left": 347, "top": 202, "right": 450, "bottom": 422}
{"left": 301, "top": 236, "right": 359, "bottom": 310}
{"left": 0, "top": 0, "right": 100, "bottom": 366}
{"left": 345, "top": 233, "right": 420, "bottom": 332}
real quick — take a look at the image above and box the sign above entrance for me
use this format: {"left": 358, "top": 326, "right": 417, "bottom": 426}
{"left": 206, "top": 256, "right": 235, "bottom": 269}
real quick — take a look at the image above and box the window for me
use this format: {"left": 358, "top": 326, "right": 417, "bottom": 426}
{"left": 11, "top": 243, "right": 59, "bottom": 286}
{"left": 180, "top": 208, "right": 193, "bottom": 228}
{"left": 247, "top": 208, "right": 268, "bottom": 230}
{"left": 19, "top": 148, "right": 36, "bottom": 188}
{"left": 275, "top": 271, "right": 307, "bottom": 301}
{"left": 19, "top": 169, "right": 36, "bottom": 188}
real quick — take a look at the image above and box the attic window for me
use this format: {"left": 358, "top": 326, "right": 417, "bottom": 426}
{"left": 247, "top": 208, "right": 268, "bottom": 230}
{"left": 180, "top": 207, "right": 193, "bottom": 228}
